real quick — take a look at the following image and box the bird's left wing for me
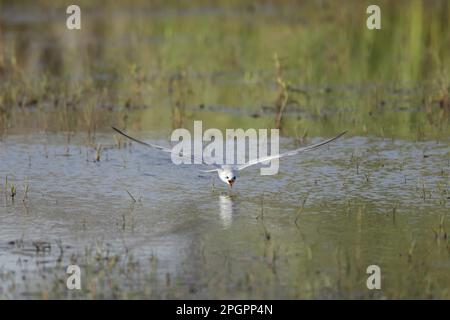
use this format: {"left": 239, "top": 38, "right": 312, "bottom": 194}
{"left": 236, "top": 131, "right": 347, "bottom": 171}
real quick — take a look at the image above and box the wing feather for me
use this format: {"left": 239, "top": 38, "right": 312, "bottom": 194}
{"left": 112, "top": 126, "right": 220, "bottom": 169}
{"left": 112, "top": 126, "right": 172, "bottom": 152}
{"left": 236, "top": 131, "right": 347, "bottom": 171}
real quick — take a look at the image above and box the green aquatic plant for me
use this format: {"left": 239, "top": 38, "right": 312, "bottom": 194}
{"left": 94, "top": 144, "right": 103, "bottom": 162}
{"left": 273, "top": 53, "right": 288, "bottom": 131}
{"left": 10, "top": 184, "right": 16, "bottom": 199}
{"left": 22, "top": 183, "right": 29, "bottom": 202}
{"left": 4, "top": 176, "right": 16, "bottom": 199}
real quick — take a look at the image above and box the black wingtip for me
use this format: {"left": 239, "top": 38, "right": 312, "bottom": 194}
{"left": 112, "top": 126, "right": 126, "bottom": 136}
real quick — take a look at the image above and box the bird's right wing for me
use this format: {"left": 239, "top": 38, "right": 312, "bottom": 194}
{"left": 236, "top": 131, "right": 347, "bottom": 171}
{"left": 112, "top": 126, "right": 172, "bottom": 153}
{"left": 112, "top": 126, "right": 220, "bottom": 169}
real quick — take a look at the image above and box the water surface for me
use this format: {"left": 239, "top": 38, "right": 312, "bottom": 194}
{"left": 0, "top": 132, "right": 448, "bottom": 298}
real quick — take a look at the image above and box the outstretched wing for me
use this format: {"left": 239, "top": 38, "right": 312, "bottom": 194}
{"left": 112, "top": 126, "right": 220, "bottom": 169}
{"left": 112, "top": 126, "right": 172, "bottom": 153}
{"left": 236, "top": 131, "right": 347, "bottom": 171}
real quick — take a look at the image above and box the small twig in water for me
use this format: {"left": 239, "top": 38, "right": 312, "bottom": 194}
{"left": 126, "top": 190, "right": 137, "bottom": 202}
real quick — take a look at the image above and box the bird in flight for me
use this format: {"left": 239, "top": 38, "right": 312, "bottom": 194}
{"left": 112, "top": 127, "right": 346, "bottom": 188}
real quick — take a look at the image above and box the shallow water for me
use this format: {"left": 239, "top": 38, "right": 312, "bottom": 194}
{"left": 1, "top": 0, "right": 450, "bottom": 299}
{"left": 0, "top": 132, "right": 448, "bottom": 298}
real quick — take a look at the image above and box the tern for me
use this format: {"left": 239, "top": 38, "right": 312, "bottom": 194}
{"left": 112, "top": 127, "right": 346, "bottom": 188}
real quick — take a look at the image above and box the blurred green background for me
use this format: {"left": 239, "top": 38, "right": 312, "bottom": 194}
{"left": 0, "top": 0, "right": 449, "bottom": 139}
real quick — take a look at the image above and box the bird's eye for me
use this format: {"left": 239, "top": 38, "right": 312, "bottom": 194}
{"left": 226, "top": 176, "right": 229, "bottom": 179}
{"left": 233, "top": 176, "right": 236, "bottom": 180}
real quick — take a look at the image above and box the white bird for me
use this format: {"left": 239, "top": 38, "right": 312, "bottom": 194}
{"left": 112, "top": 127, "right": 346, "bottom": 188}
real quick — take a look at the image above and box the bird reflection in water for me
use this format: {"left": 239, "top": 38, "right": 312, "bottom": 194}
{"left": 218, "top": 194, "right": 237, "bottom": 228}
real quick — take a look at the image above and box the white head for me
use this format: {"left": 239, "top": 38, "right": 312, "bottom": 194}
{"left": 218, "top": 167, "right": 238, "bottom": 187}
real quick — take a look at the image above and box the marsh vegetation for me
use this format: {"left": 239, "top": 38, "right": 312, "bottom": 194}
{"left": 0, "top": 0, "right": 449, "bottom": 299}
